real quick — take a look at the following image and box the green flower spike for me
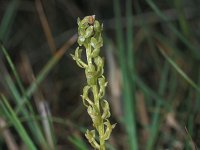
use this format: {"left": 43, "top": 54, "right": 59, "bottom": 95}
{"left": 71, "top": 15, "right": 116, "bottom": 150}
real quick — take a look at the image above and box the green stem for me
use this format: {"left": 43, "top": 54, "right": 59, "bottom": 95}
{"left": 92, "top": 85, "right": 100, "bottom": 109}
{"left": 73, "top": 16, "right": 115, "bottom": 150}
{"left": 99, "top": 120, "right": 105, "bottom": 150}
{"left": 86, "top": 45, "right": 92, "bottom": 66}
{"left": 92, "top": 85, "right": 105, "bottom": 150}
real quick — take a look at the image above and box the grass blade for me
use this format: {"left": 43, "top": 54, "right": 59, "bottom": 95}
{"left": 146, "top": 61, "right": 170, "bottom": 149}
{"left": 125, "top": 0, "right": 138, "bottom": 149}
{"left": 113, "top": 0, "right": 138, "bottom": 149}
{"left": 0, "top": 42, "right": 50, "bottom": 149}
{"left": 157, "top": 41, "right": 200, "bottom": 93}
{"left": 68, "top": 136, "right": 88, "bottom": 150}
{"left": 174, "top": 0, "right": 190, "bottom": 37}
{"left": 15, "top": 34, "right": 77, "bottom": 113}
{"left": 0, "top": 94, "right": 37, "bottom": 150}
{"left": 146, "top": 0, "right": 199, "bottom": 59}
{"left": 0, "top": 0, "right": 20, "bottom": 41}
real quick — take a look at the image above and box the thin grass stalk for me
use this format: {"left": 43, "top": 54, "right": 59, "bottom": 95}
{"left": 68, "top": 136, "right": 88, "bottom": 150}
{"left": 113, "top": 0, "right": 138, "bottom": 149}
{"left": 146, "top": 61, "right": 170, "bottom": 150}
{"left": 126, "top": 0, "right": 134, "bottom": 72}
{"left": 185, "top": 89, "right": 194, "bottom": 149}
{"left": 0, "top": 118, "right": 19, "bottom": 150}
{"left": 134, "top": 76, "right": 164, "bottom": 104}
{"left": 0, "top": 94, "right": 37, "bottom": 150}
{"left": 0, "top": 43, "right": 50, "bottom": 149}
{"left": 38, "top": 101, "right": 56, "bottom": 149}
{"left": 0, "top": 43, "right": 25, "bottom": 95}
{"left": 0, "top": 0, "right": 20, "bottom": 41}
{"left": 0, "top": 43, "right": 36, "bottom": 112}
{"left": 134, "top": 0, "right": 161, "bottom": 72}
{"left": 4, "top": 74, "right": 49, "bottom": 149}
{"left": 174, "top": 0, "right": 190, "bottom": 37}
{"left": 126, "top": 0, "right": 138, "bottom": 149}
{"left": 157, "top": 43, "right": 200, "bottom": 93}
{"left": 185, "top": 69, "right": 200, "bottom": 149}
{"left": 15, "top": 34, "right": 77, "bottom": 114}
{"left": 145, "top": 0, "right": 199, "bottom": 59}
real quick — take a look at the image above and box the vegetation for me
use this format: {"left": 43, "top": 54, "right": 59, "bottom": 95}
{"left": 0, "top": 0, "right": 200, "bottom": 149}
{"left": 71, "top": 15, "right": 115, "bottom": 150}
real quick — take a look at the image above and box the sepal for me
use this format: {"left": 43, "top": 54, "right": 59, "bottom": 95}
{"left": 101, "top": 100, "right": 110, "bottom": 119}
{"left": 81, "top": 86, "right": 93, "bottom": 107}
{"left": 102, "top": 120, "right": 116, "bottom": 141}
{"left": 85, "top": 130, "right": 100, "bottom": 149}
{"left": 87, "top": 105, "right": 101, "bottom": 128}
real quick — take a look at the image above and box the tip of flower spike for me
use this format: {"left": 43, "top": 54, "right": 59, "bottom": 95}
{"left": 88, "top": 15, "right": 95, "bottom": 25}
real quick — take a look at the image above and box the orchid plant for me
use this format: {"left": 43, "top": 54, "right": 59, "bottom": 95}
{"left": 71, "top": 15, "right": 116, "bottom": 150}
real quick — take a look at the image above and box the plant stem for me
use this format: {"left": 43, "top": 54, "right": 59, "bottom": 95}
{"left": 92, "top": 85, "right": 105, "bottom": 150}
{"left": 92, "top": 85, "right": 100, "bottom": 110}
{"left": 72, "top": 16, "right": 115, "bottom": 150}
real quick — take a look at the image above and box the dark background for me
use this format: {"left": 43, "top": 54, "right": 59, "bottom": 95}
{"left": 0, "top": 0, "right": 200, "bottom": 149}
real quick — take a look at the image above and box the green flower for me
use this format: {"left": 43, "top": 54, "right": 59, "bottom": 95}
{"left": 71, "top": 15, "right": 115, "bottom": 150}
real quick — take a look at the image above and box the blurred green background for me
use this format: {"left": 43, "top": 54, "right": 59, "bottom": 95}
{"left": 0, "top": 0, "right": 200, "bottom": 149}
